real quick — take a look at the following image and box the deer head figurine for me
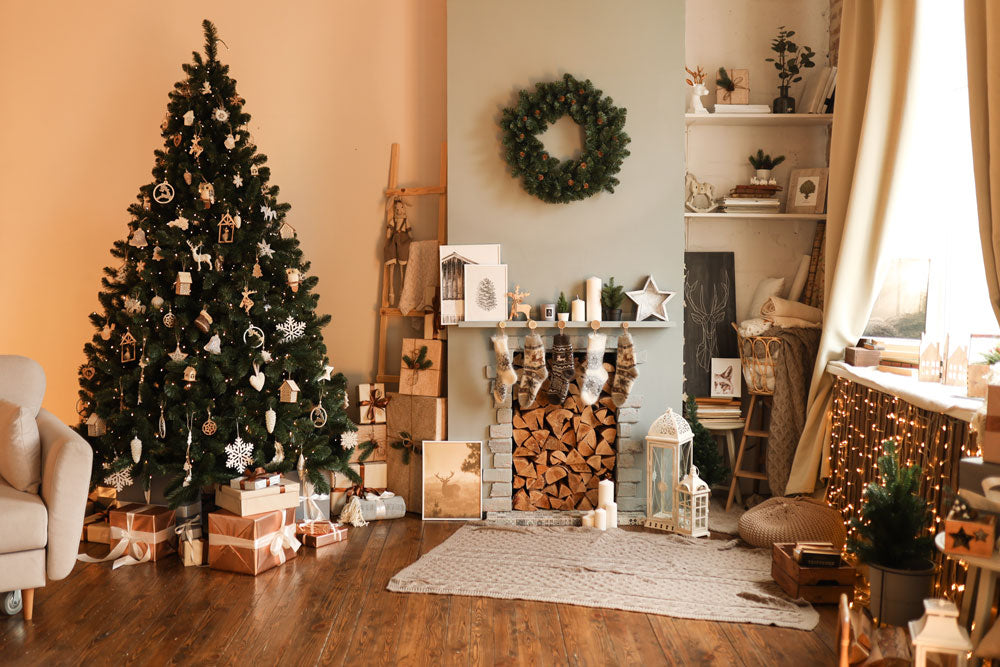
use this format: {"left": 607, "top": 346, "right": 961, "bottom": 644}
{"left": 685, "top": 66, "right": 709, "bottom": 114}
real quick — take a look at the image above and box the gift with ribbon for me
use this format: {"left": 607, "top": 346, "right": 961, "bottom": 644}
{"left": 88, "top": 486, "right": 118, "bottom": 511}
{"left": 77, "top": 503, "right": 177, "bottom": 569}
{"left": 295, "top": 470, "right": 332, "bottom": 524}
{"left": 215, "top": 477, "right": 299, "bottom": 517}
{"left": 351, "top": 424, "right": 388, "bottom": 463}
{"left": 229, "top": 466, "right": 282, "bottom": 491}
{"left": 399, "top": 338, "right": 443, "bottom": 397}
{"left": 294, "top": 520, "right": 348, "bottom": 548}
{"left": 81, "top": 507, "right": 110, "bottom": 543}
{"left": 386, "top": 393, "right": 447, "bottom": 513}
{"left": 716, "top": 67, "right": 749, "bottom": 105}
{"left": 176, "top": 517, "right": 205, "bottom": 566}
{"left": 339, "top": 491, "right": 406, "bottom": 526}
{"left": 358, "top": 383, "right": 389, "bottom": 424}
{"left": 207, "top": 508, "right": 300, "bottom": 575}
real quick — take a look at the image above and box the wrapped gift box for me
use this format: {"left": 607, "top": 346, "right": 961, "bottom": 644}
{"left": 229, "top": 469, "right": 281, "bottom": 491}
{"left": 85, "top": 521, "right": 111, "bottom": 544}
{"left": 386, "top": 394, "right": 447, "bottom": 513}
{"left": 716, "top": 69, "right": 749, "bottom": 105}
{"left": 351, "top": 424, "right": 388, "bottom": 463}
{"left": 331, "top": 463, "right": 387, "bottom": 515}
{"left": 294, "top": 520, "right": 348, "bottom": 548}
{"left": 296, "top": 492, "right": 332, "bottom": 522}
{"left": 984, "top": 385, "right": 1000, "bottom": 464}
{"left": 88, "top": 486, "right": 117, "bottom": 511}
{"left": 944, "top": 497, "right": 997, "bottom": 558}
{"left": 182, "top": 537, "right": 206, "bottom": 567}
{"left": 399, "top": 338, "right": 444, "bottom": 397}
{"left": 358, "top": 383, "right": 388, "bottom": 424}
{"left": 215, "top": 478, "right": 299, "bottom": 517}
{"left": 108, "top": 503, "right": 177, "bottom": 561}
{"left": 208, "top": 508, "right": 299, "bottom": 575}
{"left": 354, "top": 493, "right": 406, "bottom": 522}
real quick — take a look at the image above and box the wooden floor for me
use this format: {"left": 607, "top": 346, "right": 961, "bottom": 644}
{"left": 1, "top": 516, "right": 839, "bottom": 666}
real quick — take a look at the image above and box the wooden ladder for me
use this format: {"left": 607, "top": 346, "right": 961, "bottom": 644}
{"left": 725, "top": 392, "right": 772, "bottom": 511}
{"left": 375, "top": 142, "right": 447, "bottom": 385}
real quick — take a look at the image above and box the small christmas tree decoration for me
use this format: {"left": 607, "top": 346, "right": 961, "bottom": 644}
{"left": 194, "top": 308, "right": 213, "bottom": 333}
{"left": 171, "top": 134, "right": 183, "bottom": 147}
{"left": 86, "top": 413, "right": 106, "bottom": 437}
{"left": 240, "top": 286, "right": 256, "bottom": 314}
{"left": 120, "top": 330, "right": 137, "bottom": 363}
{"left": 168, "top": 340, "right": 188, "bottom": 362}
{"left": 130, "top": 436, "right": 143, "bottom": 463}
{"left": 175, "top": 271, "right": 193, "bottom": 295}
{"left": 311, "top": 405, "right": 328, "bottom": 428}
{"left": 163, "top": 308, "right": 176, "bottom": 328}
{"left": 153, "top": 180, "right": 175, "bottom": 204}
{"left": 128, "top": 227, "right": 148, "bottom": 248}
{"left": 202, "top": 411, "right": 217, "bottom": 436}
{"left": 280, "top": 379, "right": 300, "bottom": 403}
{"left": 225, "top": 433, "right": 254, "bottom": 471}
{"left": 183, "top": 366, "right": 197, "bottom": 383}
{"left": 252, "top": 259, "right": 263, "bottom": 278}
{"left": 99, "top": 323, "right": 115, "bottom": 340}
{"left": 279, "top": 222, "right": 296, "bottom": 239}
{"left": 286, "top": 268, "right": 300, "bottom": 292}
{"left": 161, "top": 113, "right": 170, "bottom": 131}
{"left": 201, "top": 81, "right": 211, "bottom": 94}
{"left": 250, "top": 163, "right": 259, "bottom": 176}
{"left": 233, "top": 173, "right": 243, "bottom": 187}
{"left": 103, "top": 464, "right": 133, "bottom": 492}
{"left": 153, "top": 246, "right": 164, "bottom": 260}
{"left": 218, "top": 212, "right": 237, "bottom": 243}
{"left": 158, "top": 403, "right": 167, "bottom": 438}
{"left": 142, "top": 194, "right": 151, "bottom": 211}
{"left": 123, "top": 295, "right": 146, "bottom": 314}
{"left": 183, "top": 109, "right": 194, "bottom": 125}
{"left": 214, "top": 255, "right": 223, "bottom": 272}
{"left": 249, "top": 362, "right": 265, "bottom": 391}
{"left": 319, "top": 365, "right": 335, "bottom": 382}
{"left": 257, "top": 240, "right": 274, "bottom": 258}
{"left": 204, "top": 334, "right": 222, "bottom": 355}
{"left": 276, "top": 316, "right": 305, "bottom": 343}
{"left": 198, "top": 181, "right": 214, "bottom": 208}
{"left": 265, "top": 407, "right": 276, "bottom": 433}
{"left": 243, "top": 324, "right": 265, "bottom": 348}
{"left": 260, "top": 204, "right": 277, "bottom": 221}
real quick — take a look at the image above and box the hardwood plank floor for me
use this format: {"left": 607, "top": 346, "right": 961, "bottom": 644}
{"left": 0, "top": 516, "right": 838, "bottom": 666}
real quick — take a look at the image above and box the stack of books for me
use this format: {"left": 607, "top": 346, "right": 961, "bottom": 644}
{"left": 791, "top": 542, "right": 843, "bottom": 568}
{"left": 712, "top": 104, "right": 772, "bottom": 114}
{"left": 728, "top": 184, "right": 782, "bottom": 198}
{"left": 801, "top": 66, "right": 838, "bottom": 114}
{"left": 694, "top": 397, "right": 742, "bottom": 425}
{"left": 721, "top": 197, "right": 780, "bottom": 214}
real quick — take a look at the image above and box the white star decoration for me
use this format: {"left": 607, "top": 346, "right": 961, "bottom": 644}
{"left": 318, "top": 365, "right": 335, "bottom": 381}
{"left": 626, "top": 276, "right": 675, "bottom": 322}
{"left": 257, "top": 241, "right": 275, "bottom": 258}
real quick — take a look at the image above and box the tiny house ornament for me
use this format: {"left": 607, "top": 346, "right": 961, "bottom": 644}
{"left": 183, "top": 109, "right": 194, "bottom": 126}
{"left": 280, "top": 379, "right": 300, "bottom": 403}
{"left": 175, "top": 272, "right": 193, "bottom": 296}
{"left": 286, "top": 268, "right": 301, "bottom": 292}
{"left": 120, "top": 330, "right": 137, "bottom": 363}
{"left": 198, "top": 181, "right": 215, "bottom": 209}
{"left": 183, "top": 365, "right": 197, "bottom": 384}
{"left": 218, "top": 212, "right": 237, "bottom": 243}
{"left": 86, "top": 413, "right": 107, "bottom": 437}
{"left": 644, "top": 407, "right": 694, "bottom": 533}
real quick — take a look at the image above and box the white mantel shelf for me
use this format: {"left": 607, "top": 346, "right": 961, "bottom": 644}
{"left": 455, "top": 320, "right": 675, "bottom": 329}
{"left": 685, "top": 212, "right": 827, "bottom": 222}
{"left": 685, "top": 113, "right": 833, "bottom": 127}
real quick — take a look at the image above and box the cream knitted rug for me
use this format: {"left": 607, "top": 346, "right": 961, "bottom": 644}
{"left": 388, "top": 525, "right": 818, "bottom": 630}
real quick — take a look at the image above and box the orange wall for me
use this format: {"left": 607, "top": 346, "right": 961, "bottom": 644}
{"left": 0, "top": 1, "right": 446, "bottom": 423}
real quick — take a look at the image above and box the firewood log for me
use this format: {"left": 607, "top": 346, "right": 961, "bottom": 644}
{"left": 544, "top": 466, "right": 568, "bottom": 485}
{"left": 513, "top": 429, "right": 531, "bottom": 447}
{"left": 595, "top": 440, "right": 615, "bottom": 456}
{"left": 586, "top": 455, "right": 603, "bottom": 470}
{"left": 514, "top": 458, "right": 535, "bottom": 478}
{"left": 513, "top": 476, "right": 525, "bottom": 490}
{"left": 514, "top": 490, "right": 533, "bottom": 511}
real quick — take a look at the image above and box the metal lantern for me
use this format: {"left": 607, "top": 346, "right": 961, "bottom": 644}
{"left": 645, "top": 407, "right": 694, "bottom": 532}
{"left": 676, "top": 465, "right": 710, "bottom": 537}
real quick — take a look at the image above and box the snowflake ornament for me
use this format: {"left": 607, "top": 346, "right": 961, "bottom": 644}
{"left": 340, "top": 430, "right": 359, "bottom": 450}
{"left": 225, "top": 436, "right": 254, "bottom": 471}
{"left": 233, "top": 174, "right": 243, "bottom": 187}
{"left": 257, "top": 241, "right": 275, "bottom": 258}
{"left": 103, "top": 464, "right": 134, "bottom": 492}
{"left": 123, "top": 295, "right": 146, "bottom": 314}
{"left": 213, "top": 107, "right": 229, "bottom": 122}
{"left": 276, "top": 316, "right": 306, "bottom": 343}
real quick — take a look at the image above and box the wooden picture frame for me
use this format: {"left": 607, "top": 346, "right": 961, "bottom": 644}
{"left": 422, "top": 441, "right": 483, "bottom": 520}
{"left": 786, "top": 168, "right": 829, "bottom": 214}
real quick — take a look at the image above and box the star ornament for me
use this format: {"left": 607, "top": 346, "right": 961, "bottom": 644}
{"left": 626, "top": 276, "right": 675, "bottom": 322}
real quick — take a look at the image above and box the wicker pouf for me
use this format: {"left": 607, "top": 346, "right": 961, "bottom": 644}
{"left": 737, "top": 497, "right": 846, "bottom": 549}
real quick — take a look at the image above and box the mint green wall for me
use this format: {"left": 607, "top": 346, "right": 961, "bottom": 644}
{"left": 446, "top": 0, "right": 686, "bottom": 504}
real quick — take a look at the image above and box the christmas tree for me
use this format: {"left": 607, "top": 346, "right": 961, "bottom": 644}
{"left": 76, "top": 20, "right": 357, "bottom": 505}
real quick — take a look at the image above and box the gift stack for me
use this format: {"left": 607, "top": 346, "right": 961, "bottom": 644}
{"left": 208, "top": 472, "right": 300, "bottom": 575}
{"left": 399, "top": 338, "right": 444, "bottom": 398}
{"left": 175, "top": 499, "right": 206, "bottom": 566}
{"left": 385, "top": 388, "right": 447, "bottom": 514}
{"left": 353, "top": 383, "right": 388, "bottom": 464}
{"left": 81, "top": 486, "right": 117, "bottom": 544}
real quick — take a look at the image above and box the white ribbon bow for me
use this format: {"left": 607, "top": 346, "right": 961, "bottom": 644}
{"left": 77, "top": 510, "right": 172, "bottom": 570}
{"left": 269, "top": 525, "right": 301, "bottom": 564}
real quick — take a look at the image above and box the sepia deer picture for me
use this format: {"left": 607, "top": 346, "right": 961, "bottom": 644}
{"left": 422, "top": 441, "right": 483, "bottom": 520}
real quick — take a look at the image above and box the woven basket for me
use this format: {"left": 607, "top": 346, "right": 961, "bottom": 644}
{"left": 738, "top": 497, "right": 846, "bottom": 549}
{"left": 734, "top": 323, "right": 782, "bottom": 395}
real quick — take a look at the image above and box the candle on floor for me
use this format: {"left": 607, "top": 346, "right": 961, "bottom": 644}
{"left": 598, "top": 479, "right": 614, "bottom": 508}
{"left": 604, "top": 500, "right": 618, "bottom": 529}
{"left": 571, "top": 296, "right": 586, "bottom": 322}
{"left": 585, "top": 276, "right": 602, "bottom": 321}
{"left": 581, "top": 510, "right": 595, "bottom": 528}
{"left": 594, "top": 508, "right": 608, "bottom": 531}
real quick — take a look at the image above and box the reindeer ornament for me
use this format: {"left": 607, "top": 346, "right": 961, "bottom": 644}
{"left": 685, "top": 66, "right": 710, "bottom": 114}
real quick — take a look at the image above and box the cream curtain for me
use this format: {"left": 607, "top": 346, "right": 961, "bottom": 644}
{"left": 966, "top": 1, "right": 1000, "bottom": 325}
{"left": 784, "top": 0, "right": 918, "bottom": 495}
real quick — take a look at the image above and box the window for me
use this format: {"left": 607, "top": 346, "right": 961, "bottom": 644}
{"left": 863, "top": 1, "right": 999, "bottom": 351}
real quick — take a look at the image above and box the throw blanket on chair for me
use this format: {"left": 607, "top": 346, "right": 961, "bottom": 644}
{"left": 765, "top": 326, "right": 821, "bottom": 496}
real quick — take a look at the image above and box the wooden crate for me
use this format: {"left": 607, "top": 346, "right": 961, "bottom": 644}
{"left": 771, "top": 543, "right": 856, "bottom": 604}
{"left": 845, "top": 347, "right": 881, "bottom": 367}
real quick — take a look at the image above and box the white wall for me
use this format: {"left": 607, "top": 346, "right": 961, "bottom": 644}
{"left": 685, "top": 0, "right": 831, "bottom": 320}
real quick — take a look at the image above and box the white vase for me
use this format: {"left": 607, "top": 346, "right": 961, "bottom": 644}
{"left": 755, "top": 169, "right": 772, "bottom": 181}
{"left": 557, "top": 312, "right": 570, "bottom": 322}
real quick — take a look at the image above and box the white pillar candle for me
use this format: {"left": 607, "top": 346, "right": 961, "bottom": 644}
{"left": 603, "top": 500, "right": 618, "bottom": 529}
{"left": 585, "top": 276, "right": 603, "bottom": 321}
{"left": 581, "top": 510, "right": 595, "bottom": 528}
{"left": 594, "top": 508, "right": 608, "bottom": 531}
{"left": 598, "top": 479, "right": 615, "bottom": 508}
{"left": 571, "top": 296, "right": 586, "bottom": 322}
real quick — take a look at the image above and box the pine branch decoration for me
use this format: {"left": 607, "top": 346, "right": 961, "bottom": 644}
{"left": 402, "top": 346, "right": 433, "bottom": 371}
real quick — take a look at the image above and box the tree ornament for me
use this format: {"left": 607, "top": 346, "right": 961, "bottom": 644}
{"left": 99, "top": 323, "right": 115, "bottom": 340}
{"left": 201, "top": 80, "right": 211, "bottom": 94}
{"left": 81, "top": 365, "right": 95, "bottom": 380}
{"left": 130, "top": 436, "right": 142, "bottom": 463}
{"left": 174, "top": 271, "right": 192, "bottom": 296}
{"left": 103, "top": 464, "right": 133, "bottom": 493}
{"left": 260, "top": 205, "right": 277, "bottom": 222}
{"left": 163, "top": 308, "right": 176, "bottom": 328}
{"left": 252, "top": 258, "right": 263, "bottom": 278}
{"left": 265, "top": 408, "right": 276, "bottom": 434}
{"left": 250, "top": 164, "right": 259, "bottom": 176}
{"left": 151, "top": 295, "right": 164, "bottom": 310}
{"left": 257, "top": 240, "right": 275, "bottom": 258}
{"left": 240, "top": 286, "right": 256, "bottom": 314}
{"left": 183, "top": 412, "right": 194, "bottom": 486}
{"left": 261, "top": 350, "right": 273, "bottom": 363}
{"left": 167, "top": 339, "right": 188, "bottom": 362}
{"left": 233, "top": 173, "right": 243, "bottom": 187}
{"left": 249, "top": 361, "right": 265, "bottom": 391}
{"left": 500, "top": 73, "right": 630, "bottom": 203}
{"left": 218, "top": 212, "right": 237, "bottom": 243}
{"left": 183, "top": 109, "right": 194, "bottom": 126}
{"left": 286, "top": 268, "right": 300, "bottom": 292}
{"left": 158, "top": 403, "right": 167, "bottom": 438}
{"left": 224, "top": 134, "right": 236, "bottom": 150}
{"left": 186, "top": 240, "right": 212, "bottom": 271}
{"left": 161, "top": 113, "right": 171, "bottom": 131}
{"left": 202, "top": 409, "right": 217, "bottom": 436}
{"left": 172, "top": 134, "right": 183, "bottom": 147}
{"left": 123, "top": 295, "right": 146, "bottom": 315}
{"left": 189, "top": 135, "right": 203, "bottom": 158}
{"left": 279, "top": 378, "right": 300, "bottom": 403}
{"left": 311, "top": 404, "right": 328, "bottom": 428}
{"left": 142, "top": 194, "right": 152, "bottom": 211}
{"left": 341, "top": 430, "right": 358, "bottom": 450}
{"left": 318, "top": 365, "right": 334, "bottom": 381}
{"left": 243, "top": 324, "right": 265, "bottom": 348}
{"left": 168, "top": 215, "right": 190, "bottom": 231}
{"left": 128, "top": 227, "right": 148, "bottom": 248}
{"left": 115, "top": 263, "right": 129, "bottom": 282}
{"left": 183, "top": 365, "right": 197, "bottom": 384}
{"left": 198, "top": 181, "right": 214, "bottom": 208}
{"left": 225, "top": 432, "right": 254, "bottom": 471}
{"left": 120, "top": 330, "right": 137, "bottom": 363}
{"left": 153, "top": 180, "right": 175, "bottom": 204}
{"left": 276, "top": 316, "right": 305, "bottom": 343}
{"left": 214, "top": 255, "right": 223, "bottom": 272}
{"left": 204, "top": 333, "right": 222, "bottom": 355}
{"left": 194, "top": 308, "right": 213, "bottom": 333}
{"left": 271, "top": 440, "right": 284, "bottom": 464}
{"left": 213, "top": 107, "right": 229, "bottom": 122}
{"left": 184, "top": 170, "right": 193, "bottom": 185}
{"left": 279, "top": 222, "right": 296, "bottom": 240}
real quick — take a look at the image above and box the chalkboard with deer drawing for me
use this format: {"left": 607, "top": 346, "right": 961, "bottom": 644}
{"left": 683, "top": 252, "right": 738, "bottom": 399}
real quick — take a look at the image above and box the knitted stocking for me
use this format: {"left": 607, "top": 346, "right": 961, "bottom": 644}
{"left": 579, "top": 332, "right": 609, "bottom": 406}
{"left": 517, "top": 332, "right": 549, "bottom": 408}
{"left": 547, "top": 332, "right": 575, "bottom": 404}
{"left": 612, "top": 331, "right": 639, "bottom": 407}
{"left": 492, "top": 334, "right": 517, "bottom": 404}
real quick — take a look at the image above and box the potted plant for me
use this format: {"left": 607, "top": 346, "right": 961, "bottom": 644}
{"left": 601, "top": 277, "right": 626, "bottom": 321}
{"left": 748, "top": 149, "right": 785, "bottom": 182}
{"left": 556, "top": 292, "right": 571, "bottom": 322}
{"left": 847, "top": 440, "right": 935, "bottom": 627}
{"left": 765, "top": 26, "right": 816, "bottom": 113}
{"left": 969, "top": 345, "right": 1000, "bottom": 398}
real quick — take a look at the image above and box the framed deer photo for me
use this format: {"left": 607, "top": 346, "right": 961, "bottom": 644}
{"left": 422, "top": 441, "right": 483, "bottom": 520}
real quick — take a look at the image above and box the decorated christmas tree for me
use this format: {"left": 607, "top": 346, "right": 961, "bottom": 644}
{"left": 76, "top": 20, "right": 356, "bottom": 505}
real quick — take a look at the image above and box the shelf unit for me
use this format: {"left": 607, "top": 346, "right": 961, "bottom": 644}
{"left": 685, "top": 113, "right": 832, "bottom": 127}
{"left": 455, "top": 320, "right": 674, "bottom": 329}
{"left": 685, "top": 212, "right": 827, "bottom": 222}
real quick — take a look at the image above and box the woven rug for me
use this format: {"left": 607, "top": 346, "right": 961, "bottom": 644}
{"left": 388, "top": 525, "right": 818, "bottom": 630}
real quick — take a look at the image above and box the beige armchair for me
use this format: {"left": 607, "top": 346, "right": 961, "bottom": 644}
{"left": 0, "top": 355, "right": 92, "bottom": 620}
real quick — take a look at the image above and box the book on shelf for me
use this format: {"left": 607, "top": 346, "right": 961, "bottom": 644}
{"left": 801, "top": 67, "right": 831, "bottom": 114}
{"left": 711, "top": 104, "right": 772, "bottom": 114}
{"left": 731, "top": 184, "right": 783, "bottom": 195}
{"left": 722, "top": 198, "right": 779, "bottom": 206}
{"left": 818, "top": 68, "right": 838, "bottom": 113}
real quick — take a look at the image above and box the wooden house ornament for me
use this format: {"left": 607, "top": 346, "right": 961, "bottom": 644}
{"left": 280, "top": 379, "right": 300, "bottom": 403}
{"left": 175, "top": 271, "right": 193, "bottom": 296}
{"left": 218, "top": 212, "right": 237, "bottom": 244}
{"left": 86, "top": 413, "right": 107, "bottom": 437}
{"left": 945, "top": 342, "right": 969, "bottom": 388}
{"left": 279, "top": 222, "right": 296, "bottom": 240}
{"left": 183, "top": 366, "right": 198, "bottom": 383}
{"left": 919, "top": 336, "right": 942, "bottom": 383}
{"left": 120, "top": 330, "right": 137, "bottom": 363}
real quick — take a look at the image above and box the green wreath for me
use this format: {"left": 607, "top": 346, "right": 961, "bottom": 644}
{"left": 500, "top": 74, "right": 631, "bottom": 204}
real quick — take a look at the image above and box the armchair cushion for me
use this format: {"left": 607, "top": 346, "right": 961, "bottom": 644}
{"left": 0, "top": 355, "right": 46, "bottom": 417}
{"left": 0, "top": 478, "right": 47, "bottom": 554}
{"left": 0, "top": 398, "right": 41, "bottom": 493}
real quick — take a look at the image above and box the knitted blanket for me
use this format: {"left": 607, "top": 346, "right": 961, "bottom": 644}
{"left": 388, "top": 525, "right": 818, "bottom": 630}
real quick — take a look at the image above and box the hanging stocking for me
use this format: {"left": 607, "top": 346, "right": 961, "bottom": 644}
{"left": 547, "top": 332, "right": 575, "bottom": 404}
{"left": 612, "top": 331, "right": 639, "bottom": 407}
{"left": 492, "top": 334, "right": 517, "bottom": 404}
{"left": 517, "top": 332, "right": 548, "bottom": 408}
{"left": 579, "top": 332, "right": 609, "bottom": 406}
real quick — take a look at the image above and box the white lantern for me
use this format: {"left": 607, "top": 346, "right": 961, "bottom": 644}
{"left": 676, "top": 465, "right": 710, "bottom": 537}
{"left": 645, "top": 407, "right": 693, "bottom": 532}
{"left": 909, "top": 599, "right": 972, "bottom": 667}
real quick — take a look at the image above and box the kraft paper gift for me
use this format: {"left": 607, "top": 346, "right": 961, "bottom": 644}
{"left": 77, "top": 503, "right": 177, "bottom": 569}
{"left": 294, "top": 520, "right": 348, "bottom": 548}
{"left": 386, "top": 394, "right": 447, "bottom": 513}
{"left": 229, "top": 468, "right": 281, "bottom": 491}
{"left": 208, "top": 508, "right": 299, "bottom": 576}
{"left": 399, "top": 339, "right": 444, "bottom": 397}
{"left": 355, "top": 493, "right": 406, "bottom": 521}
{"left": 215, "top": 478, "right": 299, "bottom": 517}
{"left": 351, "top": 424, "right": 388, "bottom": 463}
{"left": 358, "top": 383, "right": 388, "bottom": 424}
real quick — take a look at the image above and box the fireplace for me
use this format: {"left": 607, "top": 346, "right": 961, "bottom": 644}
{"left": 479, "top": 331, "right": 644, "bottom": 522}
